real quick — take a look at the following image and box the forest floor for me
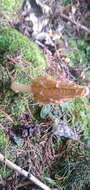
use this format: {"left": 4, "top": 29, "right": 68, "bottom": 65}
{"left": 0, "top": 0, "right": 90, "bottom": 190}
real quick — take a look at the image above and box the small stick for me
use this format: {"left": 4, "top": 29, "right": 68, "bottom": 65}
{"left": 0, "top": 153, "right": 51, "bottom": 190}
{"left": 56, "top": 11, "right": 90, "bottom": 34}
{"left": 0, "top": 109, "right": 13, "bottom": 123}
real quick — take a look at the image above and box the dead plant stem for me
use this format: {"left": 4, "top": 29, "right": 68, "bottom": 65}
{"left": 0, "top": 152, "right": 51, "bottom": 190}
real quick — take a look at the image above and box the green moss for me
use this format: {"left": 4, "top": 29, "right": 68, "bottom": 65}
{"left": 0, "top": 64, "right": 10, "bottom": 91}
{"left": 68, "top": 39, "right": 90, "bottom": 67}
{"left": 51, "top": 141, "right": 90, "bottom": 190}
{"left": 0, "top": 129, "right": 8, "bottom": 153}
{"left": 0, "top": 27, "right": 47, "bottom": 82}
{"left": 0, "top": 90, "right": 29, "bottom": 124}
{"left": 61, "top": 97, "right": 90, "bottom": 137}
{"left": 0, "top": 0, "right": 23, "bottom": 21}
{"left": 11, "top": 95, "right": 29, "bottom": 119}
{"left": 0, "top": 129, "right": 13, "bottom": 178}
{"left": 0, "top": 27, "right": 47, "bottom": 125}
{"left": 40, "top": 98, "right": 90, "bottom": 138}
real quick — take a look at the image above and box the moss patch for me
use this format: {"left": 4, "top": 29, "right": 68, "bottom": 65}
{"left": 0, "top": 27, "right": 47, "bottom": 82}
{"left": 0, "top": 128, "right": 14, "bottom": 178}
{"left": 61, "top": 97, "right": 90, "bottom": 137}
{"left": 0, "top": 27, "right": 47, "bottom": 125}
{"left": 0, "top": 0, "right": 23, "bottom": 21}
{"left": 68, "top": 39, "right": 90, "bottom": 67}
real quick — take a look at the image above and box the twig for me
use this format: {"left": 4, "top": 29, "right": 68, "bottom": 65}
{"left": 0, "top": 153, "right": 51, "bottom": 190}
{"left": 57, "top": 12, "right": 90, "bottom": 34}
{"left": 0, "top": 109, "right": 13, "bottom": 123}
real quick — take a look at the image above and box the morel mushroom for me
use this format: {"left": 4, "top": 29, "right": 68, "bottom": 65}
{"left": 11, "top": 76, "right": 89, "bottom": 104}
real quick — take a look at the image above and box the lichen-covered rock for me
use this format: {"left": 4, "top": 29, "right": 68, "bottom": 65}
{"left": 0, "top": 0, "right": 23, "bottom": 21}
{"left": 0, "top": 27, "right": 47, "bottom": 83}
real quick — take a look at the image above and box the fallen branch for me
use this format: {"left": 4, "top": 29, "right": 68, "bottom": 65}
{"left": 0, "top": 153, "right": 51, "bottom": 190}
{"left": 57, "top": 11, "right": 90, "bottom": 34}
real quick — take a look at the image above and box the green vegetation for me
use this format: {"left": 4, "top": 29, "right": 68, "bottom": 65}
{"left": 40, "top": 97, "right": 90, "bottom": 138}
{"left": 63, "top": 0, "right": 72, "bottom": 6}
{"left": 0, "top": 27, "right": 47, "bottom": 81}
{"left": 40, "top": 97, "right": 90, "bottom": 190}
{"left": 0, "top": 0, "right": 23, "bottom": 21}
{"left": 0, "top": 129, "right": 9, "bottom": 153}
{"left": 0, "top": 129, "right": 13, "bottom": 178}
{"left": 69, "top": 39, "right": 90, "bottom": 67}
{"left": 61, "top": 97, "right": 90, "bottom": 137}
{"left": 50, "top": 141, "right": 90, "bottom": 190}
{"left": 0, "top": 27, "right": 47, "bottom": 127}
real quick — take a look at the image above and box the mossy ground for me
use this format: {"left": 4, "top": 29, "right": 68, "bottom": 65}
{"left": 0, "top": 128, "right": 15, "bottom": 178}
{"left": 0, "top": 26, "right": 47, "bottom": 123}
{"left": 0, "top": 26, "right": 47, "bottom": 178}
{"left": 0, "top": 0, "right": 23, "bottom": 21}
{"left": 0, "top": 27, "right": 47, "bottom": 81}
{"left": 68, "top": 39, "right": 90, "bottom": 67}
